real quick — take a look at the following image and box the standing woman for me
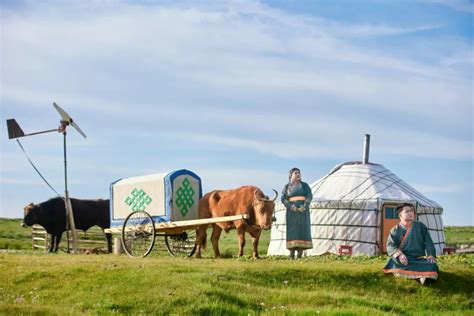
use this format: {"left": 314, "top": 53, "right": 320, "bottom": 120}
{"left": 281, "top": 168, "right": 313, "bottom": 259}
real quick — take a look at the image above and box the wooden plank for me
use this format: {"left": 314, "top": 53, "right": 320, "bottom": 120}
{"left": 66, "top": 239, "right": 107, "bottom": 245}
{"left": 105, "top": 213, "right": 249, "bottom": 234}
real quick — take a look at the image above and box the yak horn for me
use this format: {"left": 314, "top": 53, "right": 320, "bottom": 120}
{"left": 254, "top": 189, "right": 279, "bottom": 202}
{"left": 254, "top": 189, "right": 264, "bottom": 202}
{"left": 270, "top": 189, "right": 278, "bottom": 202}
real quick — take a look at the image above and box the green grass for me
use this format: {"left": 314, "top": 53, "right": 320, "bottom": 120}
{"left": 444, "top": 226, "right": 474, "bottom": 245}
{"left": 0, "top": 218, "right": 32, "bottom": 250}
{"left": 0, "top": 253, "right": 472, "bottom": 315}
{"left": 2, "top": 219, "right": 472, "bottom": 253}
{"left": 0, "top": 217, "right": 271, "bottom": 255}
{"left": 0, "top": 219, "right": 473, "bottom": 314}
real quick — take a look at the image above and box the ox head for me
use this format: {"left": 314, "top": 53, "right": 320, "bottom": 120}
{"left": 22, "top": 202, "right": 39, "bottom": 227}
{"left": 252, "top": 189, "right": 278, "bottom": 230}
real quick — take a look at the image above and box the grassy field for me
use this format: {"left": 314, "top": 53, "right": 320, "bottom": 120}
{"left": 0, "top": 252, "right": 472, "bottom": 315}
{"left": 1, "top": 218, "right": 473, "bottom": 251}
{"left": 0, "top": 218, "right": 33, "bottom": 250}
{"left": 444, "top": 226, "right": 474, "bottom": 245}
{"left": 0, "top": 219, "right": 473, "bottom": 314}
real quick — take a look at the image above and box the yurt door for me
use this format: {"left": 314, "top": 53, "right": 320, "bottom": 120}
{"left": 382, "top": 204, "right": 400, "bottom": 253}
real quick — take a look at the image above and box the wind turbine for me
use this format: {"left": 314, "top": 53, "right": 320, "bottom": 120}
{"left": 6, "top": 102, "right": 87, "bottom": 253}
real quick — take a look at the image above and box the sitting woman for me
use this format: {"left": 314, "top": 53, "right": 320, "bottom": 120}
{"left": 383, "top": 203, "right": 439, "bottom": 284}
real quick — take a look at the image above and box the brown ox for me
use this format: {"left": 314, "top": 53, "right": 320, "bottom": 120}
{"left": 195, "top": 186, "right": 277, "bottom": 259}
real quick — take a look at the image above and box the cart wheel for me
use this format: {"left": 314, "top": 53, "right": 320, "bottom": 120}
{"left": 165, "top": 230, "right": 197, "bottom": 257}
{"left": 122, "top": 210, "right": 155, "bottom": 258}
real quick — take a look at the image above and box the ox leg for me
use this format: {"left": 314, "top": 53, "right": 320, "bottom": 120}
{"left": 51, "top": 232, "right": 62, "bottom": 253}
{"left": 210, "top": 224, "right": 222, "bottom": 258}
{"left": 251, "top": 230, "right": 262, "bottom": 259}
{"left": 195, "top": 224, "right": 208, "bottom": 259}
{"left": 48, "top": 234, "right": 55, "bottom": 253}
{"left": 237, "top": 226, "right": 246, "bottom": 257}
{"left": 55, "top": 232, "right": 63, "bottom": 252}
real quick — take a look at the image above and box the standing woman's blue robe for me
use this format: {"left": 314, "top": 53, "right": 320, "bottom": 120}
{"left": 281, "top": 182, "right": 313, "bottom": 250}
{"left": 383, "top": 221, "right": 439, "bottom": 280}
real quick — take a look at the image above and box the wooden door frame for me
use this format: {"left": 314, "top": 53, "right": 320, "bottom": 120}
{"left": 380, "top": 203, "right": 400, "bottom": 254}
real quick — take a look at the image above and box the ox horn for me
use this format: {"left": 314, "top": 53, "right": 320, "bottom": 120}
{"left": 254, "top": 189, "right": 264, "bottom": 202}
{"left": 254, "top": 189, "right": 279, "bottom": 202}
{"left": 270, "top": 189, "right": 278, "bottom": 202}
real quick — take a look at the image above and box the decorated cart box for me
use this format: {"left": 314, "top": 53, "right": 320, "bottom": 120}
{"left": 110, "top": 169, "right": 202, "bottom": 227}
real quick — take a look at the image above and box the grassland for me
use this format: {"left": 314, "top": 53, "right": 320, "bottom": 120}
{"left": 1, "top": 252, "right": 473, "bottom": 315}
{"left": 1, "top": 218, "right": 472, "bottom": 251}
{"left": 0, "top": 218, "right": 32, "bottom": 250}
{"left": 444, "top": 226, "right": 474, "bottom": 245}
{"left": 0, "top": 219, "right": 473, "bottom": 315}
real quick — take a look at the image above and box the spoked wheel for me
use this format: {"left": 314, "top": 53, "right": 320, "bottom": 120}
{"left": 165, "top": 230, "right": 197, "bottom": 257}
{"left": 122, "top": 211, "right": 155, "bottom": 258}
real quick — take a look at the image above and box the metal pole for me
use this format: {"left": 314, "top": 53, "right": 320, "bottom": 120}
{"left": 363, "top": 134, "right": 370, "bottom": 164}
{"left": 63, "top": 130, "right": 78, "bottom": 254}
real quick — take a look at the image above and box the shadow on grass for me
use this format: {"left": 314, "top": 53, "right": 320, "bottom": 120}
{"left": 227, "top": 267, "right": 474, "bottom": 298}
{"left": 432, "top": 271, "right": 474, "bottom": 296}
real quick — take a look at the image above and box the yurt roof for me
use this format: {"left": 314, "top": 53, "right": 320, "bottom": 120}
{"left": 310, "top": 161, "right": 442, "bottom": 210}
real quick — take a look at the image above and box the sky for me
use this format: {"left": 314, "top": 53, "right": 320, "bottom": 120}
{"left": 0, "top": 0, "right": 472, "bottom": 225}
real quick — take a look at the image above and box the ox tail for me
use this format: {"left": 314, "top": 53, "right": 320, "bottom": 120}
{"left": 195, "top": 226, "right": 207, "bottom": 250}
{"left": 202, "top": 232, "right": 207, "bottom": 249}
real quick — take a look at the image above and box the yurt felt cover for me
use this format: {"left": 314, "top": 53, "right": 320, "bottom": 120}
{"left": 267, "top": 162, "right": 445, "bottom": 256}
{"left": 110, "top": 169, "right": 202, "bottom": 227}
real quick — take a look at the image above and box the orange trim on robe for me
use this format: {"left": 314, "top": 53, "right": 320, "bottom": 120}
{"left": 382, "top": 269, "right": 438, "bottom": 276}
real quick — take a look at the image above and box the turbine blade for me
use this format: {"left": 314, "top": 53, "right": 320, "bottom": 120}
{"left": 53, "top": 102, "right": 72, "bottom": 123}
{"left": 71, "top": 121, "right": 87, "bottom": 138}
{"left": 53, "top": 102, "right": 87, "bottom": 138}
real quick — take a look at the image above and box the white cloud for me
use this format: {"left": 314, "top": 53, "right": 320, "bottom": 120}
{"left": 163, "top": 128, "right": 473, "bottom": 161}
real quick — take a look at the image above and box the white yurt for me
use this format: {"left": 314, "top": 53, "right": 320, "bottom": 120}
{"left": 268, "top": 137, "right": 445, "bottom": 257}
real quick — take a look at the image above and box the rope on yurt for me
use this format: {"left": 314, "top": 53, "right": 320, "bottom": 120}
{"left": 336, "top": 168, "right": 392, "bottom": 205}
{"left": 330, "top": 168, "right": 383, "bottom": 248}
{"left": 269, "top": 236, "right": 382, "bottom": 246}
{"left": 328, "top": 166, "right": 426, "bottom": 252}
{"left": 335, "top": 164, "right": 438, "bottom": 210}
{"left": 391, "top": 178, "right": 439, "bottom": 208}
{"left": 313, "top": 166, "right": 389, "bottom": 252}
{"left": 432, "top": 207, "right": 442, "bottom": 252}
{"left": 311, "top": 237, "right": 379, "bottom": 246}
{"left": 311, "top": 223, "right": 378, "bottom": 228}
{"left": 309, "top": 163, "right": 444, "bottom": 255}
{"left": 311, "top": 172, "right": 333, "bottom": 194}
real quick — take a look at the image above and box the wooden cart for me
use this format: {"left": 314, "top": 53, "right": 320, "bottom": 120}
{"left": 106, "top": 212, "right": 248, "bottom": 257}
{"left": 108, "top": 169, "right": 246, "bottom": 257}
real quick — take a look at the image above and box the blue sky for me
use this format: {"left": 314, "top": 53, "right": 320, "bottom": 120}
{"left": 1, "top": 0, "right": 472, "bottom": 225}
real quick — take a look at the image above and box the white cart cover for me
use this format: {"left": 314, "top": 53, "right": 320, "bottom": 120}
{"left": 110, "top": 169, "right": 202, "bottom": 227}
